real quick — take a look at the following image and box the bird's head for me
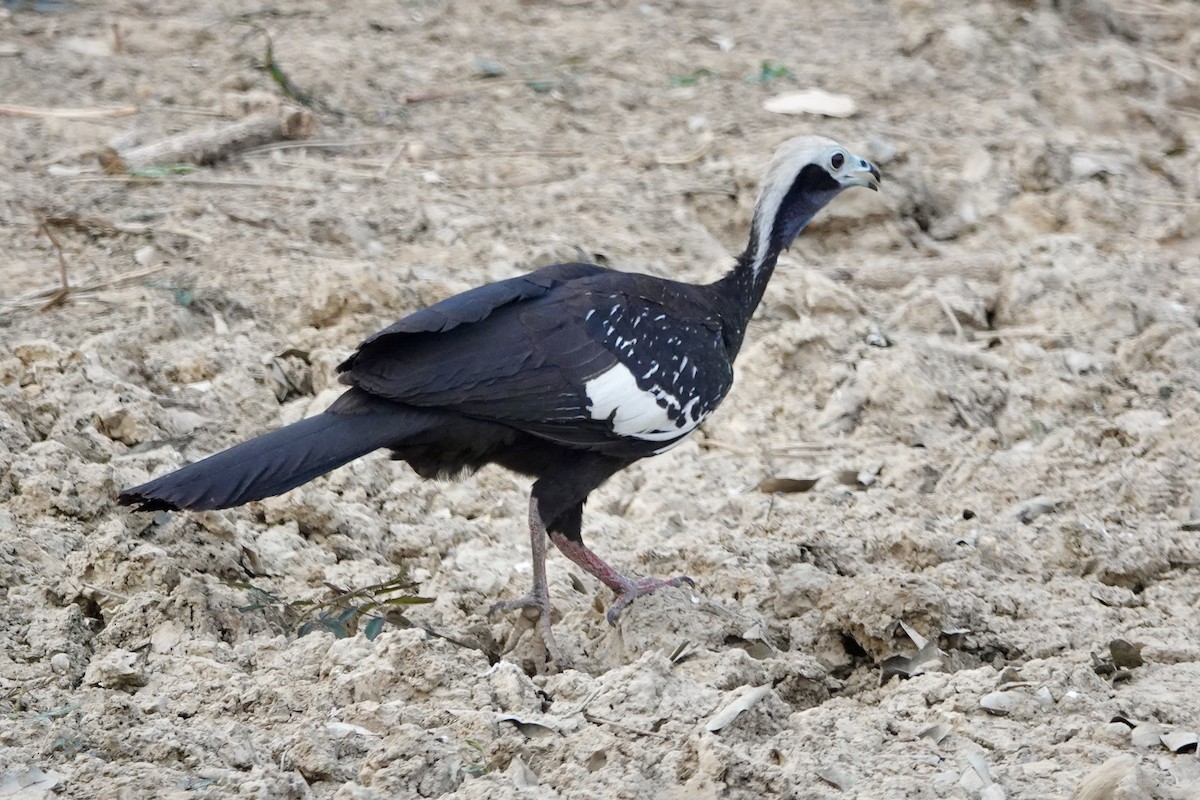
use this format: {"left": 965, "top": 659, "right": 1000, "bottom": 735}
{"left": 747, "top": 136, "right": 880, "bottom": 273}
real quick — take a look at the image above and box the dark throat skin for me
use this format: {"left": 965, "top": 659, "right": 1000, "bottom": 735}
{"left": 711, "top": 161, "right": 844, "bottom": 358}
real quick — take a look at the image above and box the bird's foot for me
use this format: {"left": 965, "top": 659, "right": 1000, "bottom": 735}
{"left": 546, "top": 531, "right": 696, "bottom": 626}
{"left": 490, "top": 594, "right": 570, "bottom": 671}
{"left": 606, "top": 574, "right": 695, "bottom": 626}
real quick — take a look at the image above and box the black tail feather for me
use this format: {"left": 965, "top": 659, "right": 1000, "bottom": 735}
{"left": 118, "top": 396, "right": 427, "bottom": 512}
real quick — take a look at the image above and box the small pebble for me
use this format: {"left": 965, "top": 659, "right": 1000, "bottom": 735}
{"left": 1109, "top": 639, "right": 1144, "bottom": 668}
{"left": 980, "top": 690, "right": 1018, "bottom": 716}
{"left": 134, "top": 245, "right": 157, "bottom": 267}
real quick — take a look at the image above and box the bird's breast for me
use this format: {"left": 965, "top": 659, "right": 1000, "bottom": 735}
{"left": 581, "top": 299, "right": 732, "bottom": 446}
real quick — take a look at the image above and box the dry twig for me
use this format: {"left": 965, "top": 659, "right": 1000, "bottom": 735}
{"left": 937, "top": 293, "right": 967, "bottom": 341}
{"left": 969, "top": 326, "right": 1064, "bottom": 341}
{"left": 114, "top": 106, "right": 315, "bottom": 171}
{"left": 72, "top": 175, "right": 320, "bottom": 192}
{"left": 0, "top": 103, "right": 138, "bottom": 119}
{"left": 241, "top": 138, "right": 387, "bottom": 157}
{"left": 697, "top": 438, "right": 760, "bottom": 457}
{"left": 418, "top": 147, "right": 584, "bottom": 161}
{"left": 35, "top": 216, "right": 71, "bottom": 310}
{"left": 827, "top": 255, "right": 1006, "bottom": 290}
{"left": 655, "top": 138, "right": 713, "bottom": 166}
{"left": 583, "top": 713, "right": 669, "bottom": 739}
{"left": 38, "top": 213, "right": 212, "bottom": 244}
{"left": 1, "top": 264, "right": 168, "bottom": 314}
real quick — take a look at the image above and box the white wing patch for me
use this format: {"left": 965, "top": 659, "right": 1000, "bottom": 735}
{"left": 584, "top": 362, "right": 708, "bottom": 442}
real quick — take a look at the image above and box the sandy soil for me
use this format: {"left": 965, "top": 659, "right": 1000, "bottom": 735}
{"left": 2, "top": 0, "right": 1200, "bottom": 797}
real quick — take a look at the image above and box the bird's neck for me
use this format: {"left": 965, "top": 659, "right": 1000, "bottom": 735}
{"left": 710, "top": 226, "right": 782, "bottom": 357}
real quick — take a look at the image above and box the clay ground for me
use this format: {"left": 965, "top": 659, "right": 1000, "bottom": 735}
{"left": 2, "top": 1, "right": 1200, "bottom": 798}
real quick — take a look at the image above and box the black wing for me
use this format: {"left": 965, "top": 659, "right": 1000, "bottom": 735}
{"left": 339, "top": 261, "right": 608, "bottom": 367}
{"left": 339, "top": 264, "right": 734, "bottom": 456}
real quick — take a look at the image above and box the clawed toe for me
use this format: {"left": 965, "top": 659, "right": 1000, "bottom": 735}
{"left": 490, "top": 594, "right": 540, "bottom": 616}
{"left": 605, "top": 574, "right": 695, "bottom": 626}
{"left": 490, "top": 594, "right": 570, "bottom": 671}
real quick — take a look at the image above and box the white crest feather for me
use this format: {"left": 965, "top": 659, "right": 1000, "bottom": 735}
{"left": 748, "top": 135, "right": 840, "bottom": 276}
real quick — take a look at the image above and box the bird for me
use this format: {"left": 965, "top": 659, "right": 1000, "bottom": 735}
{"left": 119, "top": 136, "right": 881, "bottom": 668}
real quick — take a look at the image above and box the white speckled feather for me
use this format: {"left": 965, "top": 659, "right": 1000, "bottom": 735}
{"left": 584, "top": 362, "right": 707, "bottom": 442}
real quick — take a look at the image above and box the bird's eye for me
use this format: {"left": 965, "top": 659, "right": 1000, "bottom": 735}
{"left": 831, "top": 152, "right": 845, "bottom": 170}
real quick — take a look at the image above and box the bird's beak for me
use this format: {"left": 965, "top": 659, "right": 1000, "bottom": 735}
{"left": 842, "top": 156, "right": 881, "bottom": 192}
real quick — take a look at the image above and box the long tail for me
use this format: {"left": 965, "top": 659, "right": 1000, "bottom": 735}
{"left": 118, "top": 389, "right": 428, "bottom": 512}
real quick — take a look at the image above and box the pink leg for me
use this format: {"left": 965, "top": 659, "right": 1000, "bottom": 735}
{"left": 548, "top": 531, "right": 694, "bottom": 625}
{"left": 490, "top": 495, "right": 569, "bottom": 670}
